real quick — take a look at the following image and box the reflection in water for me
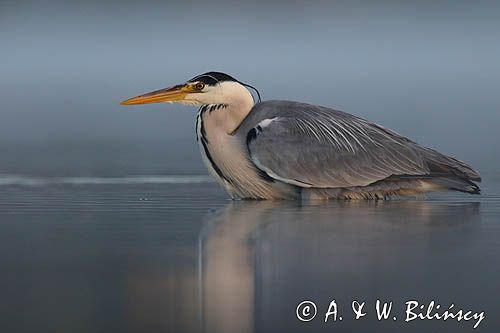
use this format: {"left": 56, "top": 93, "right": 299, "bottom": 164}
{"left": 2, "top": 183, "right": 497, "bottom": 333}
{"left": 198, "top": 200, "right": 481, "bottom": 333}
{"left": 199, "top": 202, "right": 284, "bottom": 333}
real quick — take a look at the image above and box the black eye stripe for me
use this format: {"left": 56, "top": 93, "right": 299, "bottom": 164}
{"left": 187, "top": 71, "right": 262, "bottom": 103}
{"left": 189, "top": 75, "right": 218, "bottom": 85}
{"left": 188, "top": 72, "right": 237, "bottom": 85}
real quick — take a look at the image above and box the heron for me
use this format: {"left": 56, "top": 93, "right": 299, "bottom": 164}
{"left": 121, "top": 71, "right": 481, "bottom": 200}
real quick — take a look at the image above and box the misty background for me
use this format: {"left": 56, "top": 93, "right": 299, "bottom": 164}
{"left": 1, "top": 0, "right": 499, "bottom": 177}
{"left": 1, "top": 3, "right": 500, "bottom": 333}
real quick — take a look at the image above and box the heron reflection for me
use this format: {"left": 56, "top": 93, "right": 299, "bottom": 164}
{"left": 197, "top": 200, "right": 479, "bottom": 333}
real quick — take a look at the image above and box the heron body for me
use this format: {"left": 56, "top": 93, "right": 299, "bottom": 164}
{"left": 121, "top": 72, "right": 481, "bottom": 200}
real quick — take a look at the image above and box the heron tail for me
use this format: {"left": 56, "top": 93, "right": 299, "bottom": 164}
{"left": 415, "top": 147, "right": 481, "bottom": 194}
{"left": 420, "top": 147, "right": 481, "bottom": 182}
{"left": 423, "top": 176, "right": 481, "bottom": 194}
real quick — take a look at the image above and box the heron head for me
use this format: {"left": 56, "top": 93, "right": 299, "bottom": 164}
{"left": 120, "top": 71, "right": 260, "bottom": 106}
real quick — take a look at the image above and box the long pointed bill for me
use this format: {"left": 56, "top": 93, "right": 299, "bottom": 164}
{"left": 120, "top": 84, "right": 193, "bottom": 105}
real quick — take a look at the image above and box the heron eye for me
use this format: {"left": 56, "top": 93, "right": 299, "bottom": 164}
{"left": 195, "top": 82, "right": 205, "bottom": 91}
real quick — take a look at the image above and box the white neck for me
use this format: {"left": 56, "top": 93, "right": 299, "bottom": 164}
{"left": 201, "top": 81, "right": 255, "bottom": 135}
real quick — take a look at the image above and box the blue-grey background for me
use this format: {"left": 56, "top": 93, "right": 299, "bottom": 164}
{"left": 1, "top": 1, "right": 499, "bottom": 333}
{"left": 1, "top": 0, "right": 499, "bottom": 177}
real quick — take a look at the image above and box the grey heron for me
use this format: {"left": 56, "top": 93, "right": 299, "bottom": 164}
{"left": 121, "top": 72, "right": 481, "bottom": 200}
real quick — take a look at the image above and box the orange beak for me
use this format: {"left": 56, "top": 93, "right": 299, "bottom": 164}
{"left": 120, "top": 84, "right": 193, "bottom": 105}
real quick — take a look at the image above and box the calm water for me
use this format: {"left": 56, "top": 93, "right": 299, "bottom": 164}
{"left": 0, "top": 178, "right": 499, "bottom": 333}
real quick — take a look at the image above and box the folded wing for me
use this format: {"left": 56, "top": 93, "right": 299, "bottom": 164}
{"left": 246, "top": 102, "right": 480, "bottom": 189}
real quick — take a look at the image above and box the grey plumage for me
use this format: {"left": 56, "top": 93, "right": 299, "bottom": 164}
{"left": 238, "top": 100, "right": 480, "bottom": 199}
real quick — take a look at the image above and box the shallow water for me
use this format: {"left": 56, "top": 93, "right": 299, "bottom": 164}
{"left": 0, "top": 178, "right": 499, "bottom": 333}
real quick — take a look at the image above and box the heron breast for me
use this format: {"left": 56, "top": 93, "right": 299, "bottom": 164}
{"left": 196, "top": 111, "right": 289, "bottom": 198}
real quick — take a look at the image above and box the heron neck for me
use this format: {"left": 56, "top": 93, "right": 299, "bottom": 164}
{"left": 225, "top": 96, "right": 254, "bottom": 135}
{"left": 204, "top": 88, "right": 254, "bottom": 135}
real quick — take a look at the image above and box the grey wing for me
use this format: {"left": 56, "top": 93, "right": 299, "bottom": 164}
{"left": 245, "top": 101, "right": 480, "bottom": 188}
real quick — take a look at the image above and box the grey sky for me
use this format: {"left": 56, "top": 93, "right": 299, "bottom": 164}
{"left": 1, "top": 1, "right": 499, "bottom": 175}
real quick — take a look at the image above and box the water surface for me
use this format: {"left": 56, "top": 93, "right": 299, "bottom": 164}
{"left": 0, "top": 178, "right": 499, "bottom": 333}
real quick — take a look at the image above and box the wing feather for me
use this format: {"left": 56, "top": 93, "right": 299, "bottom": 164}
{"left": 245, "top": 101, "right": 479, "bottom": 188}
